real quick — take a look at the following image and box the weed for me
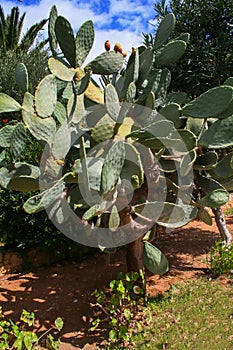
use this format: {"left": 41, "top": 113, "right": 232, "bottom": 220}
{"left": 91, "top": 270, "right": 147, "bottom": 344}
{"left": 208, "top": 241, "right": 233, "bottom": 276}
{"left": 0, "top": 307, "right": 63, "bottom": 349}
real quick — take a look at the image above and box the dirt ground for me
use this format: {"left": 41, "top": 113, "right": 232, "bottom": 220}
{"left": 0, "top": 211, "right": 232, "bottom": 349}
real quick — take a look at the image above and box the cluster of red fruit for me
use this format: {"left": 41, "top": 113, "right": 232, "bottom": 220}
{"left": 104, "top": 40, "right": 127, "bottom": 57}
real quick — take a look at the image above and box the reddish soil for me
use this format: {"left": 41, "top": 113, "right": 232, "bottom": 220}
{"left": 0, "top": 212, "right": 232, "bottom": 349}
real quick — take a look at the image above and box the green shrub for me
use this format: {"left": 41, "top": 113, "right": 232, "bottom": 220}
{"left": 208, "top": 241, "right": 233, "bottom": 276}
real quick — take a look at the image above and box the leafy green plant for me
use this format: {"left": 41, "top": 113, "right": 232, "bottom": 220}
{"left": 91, "top": 270, "right": 146, "bottom": 343}
{"left": 0, "top": 8, "right": 232, "bottom": 275}
{"left": 0, "top": 307, "right": 63, "bottom": 349}
{"left": 208, "top": 241, "right": 233, "bottom": 276}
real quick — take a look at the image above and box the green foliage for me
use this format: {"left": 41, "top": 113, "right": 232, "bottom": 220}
{"left": 208, "top": 241, "right": 233, "bottom": 276}
{"left": 151, "top": 0, "right": 233, "bottom": 96}
{"left": 0, "top": 5, "right": 48, "bottom": 55}
{"left": 0, "top": 6, "right": 233, "bottom": 274}
{"left": 0, "top": 307, "right": 63, "bottom": 349}
{"left": 143, "top": 241, "right": 169, "bottom": 274}
{"left": 91, "top": 270, "right": 146, "bottom": 343}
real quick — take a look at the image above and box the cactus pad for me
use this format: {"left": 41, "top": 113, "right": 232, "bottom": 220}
{"left": 101, "top": 140, "right": 125, "bottom": 195}
{"left": 0, "top": 93, "right": 21, "bottom": 113}
{"left": 35, "top": 75, "right": 57, "bottom": 118}
{"left": 88, "top": 51, "right": 124, "bottom": 75}
{"left": 15, "top": 63, "right": 28, "bottom": 93}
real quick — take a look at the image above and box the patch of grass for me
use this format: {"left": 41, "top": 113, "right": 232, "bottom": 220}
{"left": 112, "top": 278, "right": 233, "bottom": 350}
{"left": 208, "top": 241, "right": 233, "bottom": 276}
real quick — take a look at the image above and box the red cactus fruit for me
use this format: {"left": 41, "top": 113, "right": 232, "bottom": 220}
{"left": 105, "top": 40, "right": 111, "bottom": 51}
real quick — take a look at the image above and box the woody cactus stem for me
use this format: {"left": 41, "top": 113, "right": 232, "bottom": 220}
{"left": 126, "top": 238, "right": 144, "bottom": 272}
{"left": 212, "top": 207, "right": 232, "bottom": 248}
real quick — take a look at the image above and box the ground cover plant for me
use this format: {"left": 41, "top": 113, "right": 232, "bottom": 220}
{"left": 0, "top": 307, "right": 63, "bottom": 349}
{"left": 0, "top": 7, "right": 232, "bottom": 275}
{"left": 109, "top": 277, "right": 233, "bottom": 350}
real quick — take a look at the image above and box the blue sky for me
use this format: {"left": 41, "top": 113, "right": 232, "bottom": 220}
{"left": 1, "top": 0, "right": 157, "bottom": 63}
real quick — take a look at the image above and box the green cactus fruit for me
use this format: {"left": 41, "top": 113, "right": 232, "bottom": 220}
{"left": 100, "top": 140, "right": 125, "bottom": 195}
{"left": 0, "top": 93, "right": 21, "bottom": 113}
{"left": 22, "top": 92, "right": 56, "bottom": 145}
{"left": 121, "top": 143, "right": 144, "bottom": 190}
{"left": 91, "top": 123, "right": 114, "bottom": 146}
{"left": 104, "top": 84, "right": 120, "bottom": 121}
{"left": 155, "top": 40, "right": 187, "bottom": 67}
{"left": 109, "top": 205, "right": 120, "bottom": 232}
{"left": 35, "top": 75, "right": 57, "bottom": 118}
{"left": 224, "top": 77, "right": 233, "bottom": 86}
{"left": 159, "top": 103, "right": 181, "bottom": 123}
{"left": 0, "top": 125, "right": 16, "bottom": 147}
{"left": 10, "top": 122, "right": 26, "bottom": 162}
{"left": 48, "top": 5, "right": 58, "bottom": 57}
{"left": 88, "top": 51, "right": 124, "bottom": 75}
{"left": 197, "top": 208, "right": 213, "bottom": 225}
{"left": 75, "top": 20, "right": 94, "bottom": 67}
{"left": 15, "top": 63, "right": 28, "bottom": 93}
{"left": 182, "top": 86, "right": 233, "bottom": 118}
{"left": 143, "top": 241, "right": 169, "bottom": 274}
{"left": 198, "top": 115, "right": 233, "bottom": 149}
{"left": 55, "top": 16, "right": 76, "bottom": 67}
{"left": 175, "top": 33, "right": 190, "bottom": 43}
{"left": 154, "top": 13, "right": 175, "bottom": 50}
{"left": 194, "top": 151, "right": 218, "bottom": 170}
{"left": 48, "top": 57, "right": 76, "bottom": 81}
{"left": 197, "top": 189, "right": 229, "bottom": 208}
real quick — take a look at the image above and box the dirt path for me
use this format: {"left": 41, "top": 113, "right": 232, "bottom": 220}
{"left": 0, "top": 214, "right": 232, "bottom": 349}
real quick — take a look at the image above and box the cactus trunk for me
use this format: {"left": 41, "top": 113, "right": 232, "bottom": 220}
{"left": 126, "top": 237, "right": 144, "bottom": 272}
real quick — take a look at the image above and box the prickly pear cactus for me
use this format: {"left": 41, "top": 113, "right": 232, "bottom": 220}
{"left": 0, "top": 9, "right": 232, "bottom": 276}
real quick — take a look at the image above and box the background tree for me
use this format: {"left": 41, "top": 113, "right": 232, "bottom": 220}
{"left": 0, "top": 5, "right": 48, "bottom": 55}
{"left": 145, "top": 0, "right": 233, "bottom": 96}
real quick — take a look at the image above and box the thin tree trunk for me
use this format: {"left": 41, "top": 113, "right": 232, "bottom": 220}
{"left": 126, "top": 237, "right": 144, "bottom": 272}
{"left": 212, "top": 207, "right": 232, "bottom": 248}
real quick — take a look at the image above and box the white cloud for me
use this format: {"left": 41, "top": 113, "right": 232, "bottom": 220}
{"left": 1, "top": 0, "right": 153, "bottom": 63}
